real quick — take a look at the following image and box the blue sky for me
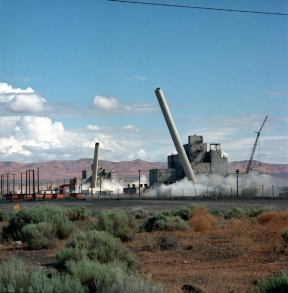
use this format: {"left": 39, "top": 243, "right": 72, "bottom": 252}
{"left": 0, "top": 0, "right": 287, "bottom": 164}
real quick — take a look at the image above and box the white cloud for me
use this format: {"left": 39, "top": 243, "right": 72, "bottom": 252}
{"left": 7, "top": 94, "right": 47, "bottom": 112}
{"left": 0, "top": 83, "right": 49, "bottom": 113}
{"left": 92, "top": 96, "right": 118, "bottom": 110}
{"left": 137, "top": 148, "right": 147, "bottom": 158}
{"left": 86, "top": 125, "right": 100, "bottom": 130}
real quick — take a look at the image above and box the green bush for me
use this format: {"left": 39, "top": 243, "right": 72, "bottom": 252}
{"left": 173, "top": 204, "right": 209, "bottom": 221}
{"left": 54, "top": 247, "right": 89, "bottom": 269}
{"left": 88, "top": 208, "right": 138, "bottom": 241}
{"left": 253, "top": 271, "right": 288, "bottom": 293}
{"left": 224, "top": 207, "right": 247, "bottom": 219}
{"left": 55, "top": 230, "right": 140, "bottom": 272}
{"left": 92, "top": 262, "right": 166, "bottom": 293}
{"left": 64, "top": 258, "right": 165, "bottom": 293}
{"left": 281, "top": 229, "right": 288, "bottom": 242}
{"left": 0, "top": 209, "right": 9, "bottom": 221}
{"left": 1, "top": 204, "right": 74, "bottom": 243}
{"left": 0, "top": 256, "right": 84, "bottom": 293}
{"left": 130, "top": 207, "right": 149, "bottom": 219}
{"left": 173, "top": 206, "right": 192, "bottom": 221}
{"left": 21, "top": 222, "right": 56, "bottom": 249}
{"left": 224, "top": 207, "right": 274, "bottom": 220}
{"left": 245, "top": 207, "right": 274, "bottom": 218}
{"left": 67, "top": 205, "right": 92, "bottom": 221}
{"left": 139, "top": 211, "right": 189, "bottom": 232}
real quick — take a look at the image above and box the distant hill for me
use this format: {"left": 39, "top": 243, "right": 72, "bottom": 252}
{"left": 0, "top": 159, "right": 287, "bottom": 183}
{"left": 0, "top": 159, "right": 167, "bottom": 182}
{"left": 228, "top": 160, "right": 288, "bottom": 174}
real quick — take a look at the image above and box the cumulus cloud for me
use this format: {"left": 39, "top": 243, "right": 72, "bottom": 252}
{"left": 0, "top": 83, "right": 49, "bottom": 113}
{"left": 7, "top": 94, "right": 47, "bottom": 112}
{"left": 92, "top": 96, "right": 118, "bottom": 110}
{"left": 86, "top": 125, "right": 100, "bottom": 130}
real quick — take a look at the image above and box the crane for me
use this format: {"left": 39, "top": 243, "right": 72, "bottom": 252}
{"left": 245, "top": 116, "right": 268, "bottom": 174}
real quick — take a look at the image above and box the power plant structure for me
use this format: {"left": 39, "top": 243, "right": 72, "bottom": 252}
{"left": 149, "top": 135, "right": 228, "bottom": 187}
{"left": 150, "top": 88, "right": 228, "bottom": 187}
{"left": 82, "top": 142, "right": 115, "bottom": 194}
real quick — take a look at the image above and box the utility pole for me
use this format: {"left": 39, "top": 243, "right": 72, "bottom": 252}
{"left": 0, "top": 174, "right": 3, "bottom": 195}
{"left": 236, "top": 169, "right": 239, "bottom": 197}
{"left": 5, "top": 173, "right": 10, "bottom": 195}
{"left": 28, "top": 170, "right": 31, "bottom": 194}
{"left": 138, "top": 170, "right": 141, "bottom": 197}
{"left": 32, "top": 170, "right": 35, "bottom": 200}
{"left": 12, "top": 173, "right": 17, "bottom": 194}
{"left": 20, "top": 172, "right": 23, "bottom": 194}
{"left": 37, "top": 167, "right": 40, "bottom": 193}
{"left": 26, "top": 170, "right": 28, "bottom": 199}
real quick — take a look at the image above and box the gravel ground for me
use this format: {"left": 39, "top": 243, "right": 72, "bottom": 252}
{"left": 1, "top": 197, "right": 288, "bottom": 216}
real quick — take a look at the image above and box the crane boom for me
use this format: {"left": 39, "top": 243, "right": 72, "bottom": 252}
{"left": 245, "top": 116, "right": 268, "bottom": 174}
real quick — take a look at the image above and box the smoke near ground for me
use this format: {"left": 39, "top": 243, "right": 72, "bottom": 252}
{"left": 145, "top": 172, "right": 286, "bottom": 198}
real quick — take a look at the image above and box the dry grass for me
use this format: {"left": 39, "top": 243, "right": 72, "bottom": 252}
{"left": 128, "top": 212, "right": 288, "bottom": 293}
{"left": 189, "top": 213, "right": 217, "bottom": 232}
{"left": 1, "top": 209, "right": 288, "bottom": 293}
{"left": 189, "top": 207, "right": 217, "bottom": 232}
{"left": 257, "top": 210, "right": 288, "bottom": 224}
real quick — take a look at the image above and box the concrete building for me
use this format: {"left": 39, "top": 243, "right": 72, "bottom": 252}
{"left": 149, "top": 135, "right": 228, "bottom": 187}
{"left": 82, "top": 164, "right": 115, "bottom": 186}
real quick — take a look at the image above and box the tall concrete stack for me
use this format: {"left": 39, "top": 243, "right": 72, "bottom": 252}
{"left": 91, "top": 142, "right": 99, "bottom": 192}
{"left": 154, "top": 88, "right": 197, "bottom": 184}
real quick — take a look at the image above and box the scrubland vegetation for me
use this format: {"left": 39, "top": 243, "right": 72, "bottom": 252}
{"left": 0, "top": 203, "right": 287, "bottom": 292}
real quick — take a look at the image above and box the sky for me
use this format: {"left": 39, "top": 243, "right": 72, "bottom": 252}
{"left": 0, "top": 0, "right": 287, "bottom": 164}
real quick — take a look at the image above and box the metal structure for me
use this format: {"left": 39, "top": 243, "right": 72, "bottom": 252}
{"left": 154, "top": 88, "right": 197, "bottom": 184}
{"left": 245, "top": 116, "right": 268, "bottom": 174}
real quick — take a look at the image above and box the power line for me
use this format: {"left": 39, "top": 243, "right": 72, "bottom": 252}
{"left": 107, "top": 0, "right": 288, "bottom": 16}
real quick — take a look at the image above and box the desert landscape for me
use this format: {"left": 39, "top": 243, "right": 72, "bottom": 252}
{"left": 0, "top": 199, "right": 288, "bottom": 292}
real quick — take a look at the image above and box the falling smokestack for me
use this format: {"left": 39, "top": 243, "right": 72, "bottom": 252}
{"left": 155, "top": 88, "right": 197, "bottom": 184}
{"left": 92, "top": 142, "right": 99, "bottom": 189}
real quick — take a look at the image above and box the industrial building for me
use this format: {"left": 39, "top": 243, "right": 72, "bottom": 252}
{"left": 149, "top": 88, "right": 228, "bottom": 187}
{"left": 82, "top": 164, "right": 115, "bottom": 186}
{"left": 149, "top": 135, "right": 228, "bottom": 187}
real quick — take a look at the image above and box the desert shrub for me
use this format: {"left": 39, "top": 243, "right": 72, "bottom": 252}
{"left": 0, "top": 256, "right": 84, "bottom": 293}
{"left": 139, "top": 211, "right": 189, "bottom": 232}
{"left": 224, "top": 207, "right": 275, "bottom": 221}
{"left": 258, "top": 210, "right": 288, "bottom": 224}
{"left": 87, "top": 208, "right": 138, "bottom": 241}
{"left": 190, "top": 213, "right": 217, "bottom": 232}
{"left": 224, "top": 207, "right": 247, "bottom": 219}
{"left": 55, "top": 230, "right": 140, "bottom": 272}
{"left": 65, "top": 258, "right": 165, "bottom": 293}
{"left": 153, "top": 232, "right": 179, "bottom": 250}
{"left": 245, "top": 207, "right": 274, "bottom": 218}
{"left": 67, "top": 205, "right": 92, "bottom": 221}
{"left": 92, "top": 263, "right": 166, "bottom": 293}
{"left": 173, "top": 206, "right": 192, "bottom": 221}
{"left": 129, "top": 207, "right": 149, "bottom": 219}
{"left": 1, "top": 204, "right": 74, "bottom": 243}
{"left": 281, "top": 229, "right": 288, "bottom": 242}
{"left": 253, "top": 271, "right": 288, "bottom": 293}
{"left": 54, "top": 247, "right": 89, "bottom": 269}
{"left": 21, "top": 222, "right": 56, "bottom": 249}
{"left": 0, "top": 209, "right": 9, "bottom": 221}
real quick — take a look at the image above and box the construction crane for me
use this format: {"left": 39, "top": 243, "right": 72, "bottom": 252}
{"left": 245, "top": 116, "right": 268, "bottom": 173}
